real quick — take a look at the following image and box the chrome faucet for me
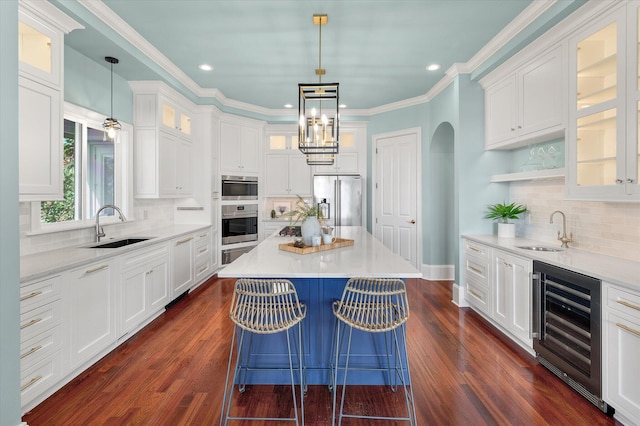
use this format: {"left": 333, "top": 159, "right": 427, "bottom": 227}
{"left": 549, "top": 210, "right": 573, "bottom": 248}
{"left": 95, "top": 205, "right": 127, "bottom": 242}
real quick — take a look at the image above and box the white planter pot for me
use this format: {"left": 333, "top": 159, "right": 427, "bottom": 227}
{"left": 301, "top": 216, "right": 322, "bottom": 246}
{"left": 498, "top": 223, "right": 516, "bottom": 238}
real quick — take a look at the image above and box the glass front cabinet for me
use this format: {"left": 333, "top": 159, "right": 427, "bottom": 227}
{"left": 567, "top": 2, "right": 640, "bottom": 200}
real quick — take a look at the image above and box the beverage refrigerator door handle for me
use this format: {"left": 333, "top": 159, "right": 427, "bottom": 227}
{"left": 531, "top": 272, "right": 541, "bottom": 340}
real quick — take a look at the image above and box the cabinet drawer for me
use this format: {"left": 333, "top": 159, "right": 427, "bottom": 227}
{"left": 464, "top": 255, "right": 489, "bottom": 281}
{"left": 607, "top": 285, "right": 640, "bottom": 319}
{"left": 20, "top": 325, "right": 62, "bottom": 371}
{"left": 465, "top": 277, "right": 490, "bottom": 314}
{"left": 464, "top": 240, "right": 490, "bottom": 261}
{"left": 20, "top": 350, "right": 63, "bottom": 408}
{"left": 195, "top": 260, "right": 211, "bottom": 282}
{"left": 20, "top": 274, "right": 62, "bottom": 313}
{"left": 121, "top": 242, "right": 169, "bottom": 270}
{"left": 195, "top": 229, "right": 211, "bottom": 242}
{"left": 194, "top": 240, "right": 211, "bottom": 263}
{"left": 20, "top": 300, "right": 62, "bottom": 341}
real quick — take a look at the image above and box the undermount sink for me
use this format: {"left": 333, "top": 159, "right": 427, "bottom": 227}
{"left": 516, "top": 245, "right": 564, "bottom": 252}
{"left": 89, "top": 238, "right": 150, "bottom": 249}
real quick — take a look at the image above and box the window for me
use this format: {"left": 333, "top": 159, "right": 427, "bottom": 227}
{"left": 31, "top": 103, "right": 130, "bottom": 231}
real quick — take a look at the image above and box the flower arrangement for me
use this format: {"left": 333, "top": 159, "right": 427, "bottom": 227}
{"left": 284, "top": 195, "right": 324, "bottom": 225}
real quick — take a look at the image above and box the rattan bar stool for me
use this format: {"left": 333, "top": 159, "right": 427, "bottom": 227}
{"left": 329, "top": 277, "right": 416, "bottom": 425}
{"left": 220, "top": 278, "right": 307, "bottom": 425}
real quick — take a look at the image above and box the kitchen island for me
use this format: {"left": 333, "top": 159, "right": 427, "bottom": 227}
{"left": 218, "top": 226, "right": 422, "bottom": 385}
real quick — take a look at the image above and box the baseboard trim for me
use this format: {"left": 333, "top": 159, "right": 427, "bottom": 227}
{"left": 420, "top": 264, "right": 455, "bottom": 281}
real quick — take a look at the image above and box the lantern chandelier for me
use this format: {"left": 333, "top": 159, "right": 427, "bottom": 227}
{"left": 298, "top": 14, "right": 340, "bottom": 165}
{"left": 103, "top": 56, "right": 121, "bottom": 140}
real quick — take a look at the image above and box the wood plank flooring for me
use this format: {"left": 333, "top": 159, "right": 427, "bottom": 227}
{"left": 22, "top": 277, "right": 619, "bottom": 425}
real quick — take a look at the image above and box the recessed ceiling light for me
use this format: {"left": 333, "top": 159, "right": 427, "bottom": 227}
{"left": 426, "top": 64, "right": 441, "bottom": 71}
{"left": 198, "top": 64, "right": 213, "bottom": 71}
{"left": 339, "top": 104, "right": 347, "bottom": 109}
{"left": 284, "top": 104, "right": 293, "bottom": 108}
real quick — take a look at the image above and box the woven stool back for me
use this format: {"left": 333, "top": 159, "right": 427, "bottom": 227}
{"left": 229, "top": 278, "right": 306, "bottom": 334}
{"left": 332, "top": 277, "right": 409, "bottom": 333}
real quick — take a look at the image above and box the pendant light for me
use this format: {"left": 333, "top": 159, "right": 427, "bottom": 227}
{"left": 103, "top": 56, "right": 121, "bottom": 140}
{"left": 298, "top": 14, "right": 340, "bottom": 165}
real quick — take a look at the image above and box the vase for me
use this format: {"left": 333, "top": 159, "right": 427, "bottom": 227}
{"left": 498, "top": 223, "right": 515, "bottom": 238}
{"left": 301, "top": 215, "right": 322, "bottom": 246}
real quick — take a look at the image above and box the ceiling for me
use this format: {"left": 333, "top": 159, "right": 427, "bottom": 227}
{"left": 51, "top": 0, "right": 585, "bottom": 113}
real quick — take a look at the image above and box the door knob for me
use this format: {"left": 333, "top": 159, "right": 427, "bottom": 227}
{"left": 409, "top": 219, "right": 416, "bottom": 224}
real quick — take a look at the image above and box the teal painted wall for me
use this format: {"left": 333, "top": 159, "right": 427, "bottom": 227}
{"left": 0, "top": 1, "right": 23, "bottom": 424}
{"left": 65, "top": 46, "right": 133, "bottom": 123}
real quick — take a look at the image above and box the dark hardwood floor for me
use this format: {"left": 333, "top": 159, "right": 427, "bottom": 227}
{"left": 22, "top": 277, "right": 618, "bottom": 425}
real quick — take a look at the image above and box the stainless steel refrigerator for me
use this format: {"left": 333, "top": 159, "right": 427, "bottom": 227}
{"left": 313, "top": 174, "right": 362, "bottom": 226}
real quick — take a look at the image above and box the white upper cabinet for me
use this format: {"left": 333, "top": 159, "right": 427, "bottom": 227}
{"left": 219, "top": 120, "right": 261, "bottom": 174}
{"left": 313, "top": 124, "right": 365, "bottom": 175}
{"left": 264, "top": 127, "right": 312, "bottom": 196}
{"left": 566, "top": 3, "right": 640, "bottom": 200}
{"left": 18, "top": 2, "right": 82, "bottom": 201}
{"left": 130, "top": 82, "right": 195, "bottom": 198}
{"left": 483, "top": 44, "right": 565, "bottom": 150}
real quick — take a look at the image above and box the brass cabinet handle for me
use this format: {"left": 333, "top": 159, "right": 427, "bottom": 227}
{"left": 20, "top": 317, "right": 42, "bottom": 330}
{"left": 21, "top": 375, "right": 43, "bottom": 392}
{"left": 616, "top": 323, "right": 640, "bottom": 337}
{"left": 198, "top": 265, "right": 207, "bottom": 274}
{"left": 468, "top": 265, "right": 483, "bottom": 275}
{"left": 617, "top": 300, "right": 640, "bottom": 312}
{"left": 176, "top": 237, "right": 193, "bottom": 245}
{"left": 468, "top": 289, "right": 482, "bottom": 299}
{"left": 20, "top": 345, "right": 43, "bottom": 359}
{"left": 199, "top": 233, "right": 209, "bottom": 238}
{"left": 199, "top": 247, "right": 208, "bottom": 254}
{"left": 20, "top": 291, "right": 43, "bottom": 302}
{"left": 86, "top": 264, "right": 109, "bottom": 274}
{"left": 469, "top": 246, "right": 482, "bottom": 253}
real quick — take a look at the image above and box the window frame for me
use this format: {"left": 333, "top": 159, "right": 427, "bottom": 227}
{"left": 29, "top": 102, "right": 133, "bottom": 234}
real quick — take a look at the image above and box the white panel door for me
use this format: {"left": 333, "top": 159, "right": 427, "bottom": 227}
{"left": 374, "top": 131, "right": 418, "bottom": 267}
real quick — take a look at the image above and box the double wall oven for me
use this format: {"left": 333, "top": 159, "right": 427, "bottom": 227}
{"left": 532, "top": 261, "right": 610, "bottom": 413}
{"left": 220, "top": 176, "right": 259, "bottom": 265}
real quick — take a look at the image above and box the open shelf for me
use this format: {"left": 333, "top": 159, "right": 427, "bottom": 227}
{"left": 490, "top": 168, "right": 566, "bottom": 183}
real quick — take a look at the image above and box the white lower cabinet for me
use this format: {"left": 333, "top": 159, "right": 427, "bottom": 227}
{"left": 603, "top": 282, "right": 640, "bottom": 425}
{"left": 19, "top": 228, "right": 213, "bottom": 413}
{"left": 462, "top": 240, "right": 491, "bottom": 315}
{"left": 492, "top": 250, "right": 532, "bottom": 346}
{"left": 19, "top": 274, "right": 64, "bottom": 409}
{"left": 461, "top": 238, "right": 533, "bottom": 351}
{"left": 193, "top": 228, "right": 213, "bottom": 286}
{"left": 119, "top": 243, "right": 170, "bottom": 336}
{"left": 67, "top": 260, "right": 117, "bottom": 370}
{"left": 172, "top": 233, "right": 195, "bottom": 298}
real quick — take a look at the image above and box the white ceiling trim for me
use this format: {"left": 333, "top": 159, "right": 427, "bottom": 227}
{"left": 76, "top": 0, "right": 557, "bottom": 117}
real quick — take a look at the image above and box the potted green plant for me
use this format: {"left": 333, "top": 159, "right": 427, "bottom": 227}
{"left": 285, "top": 195, "right": 324, "bottom": 245}
{"left": 484, "top": 202, "right": 527, "bottom": 238}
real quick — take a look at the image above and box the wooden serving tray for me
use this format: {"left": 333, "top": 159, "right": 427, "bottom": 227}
{"left": 279, "top": 238, "right": 354, "bottom": 254}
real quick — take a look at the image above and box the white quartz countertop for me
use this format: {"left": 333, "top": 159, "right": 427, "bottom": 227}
{"left": 463, "top": 234, "right": 640, "bottom": 291}
{"left": 218, "top": 226, "right": 423, "bottom": 279}
{"left": 20, "top": 224, "right": 211, "bottom": 283}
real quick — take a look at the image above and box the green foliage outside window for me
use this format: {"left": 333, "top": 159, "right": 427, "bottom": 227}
{"left": 41, "top": 136, "right": 76, "bottom": 223}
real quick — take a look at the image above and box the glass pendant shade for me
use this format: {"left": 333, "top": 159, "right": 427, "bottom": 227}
{"left": 102, "top": 56, "right": 121, "bottom": 140}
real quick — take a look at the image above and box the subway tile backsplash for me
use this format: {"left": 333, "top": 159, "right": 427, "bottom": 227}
{"left": 19, "top": 199, "right": 176, "bottom": 256}
{"left": 510, "top": 181, "right": 640, "bottom": 262}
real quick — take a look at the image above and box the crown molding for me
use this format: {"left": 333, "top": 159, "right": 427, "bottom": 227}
{"left": 20, "top": 0, "right": 84, "bottom": 33}
{"left": 77, "top": 0, "right": 566, "bottom": 117}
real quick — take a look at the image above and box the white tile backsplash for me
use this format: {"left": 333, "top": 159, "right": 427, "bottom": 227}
{"left": 20, "top": 199, "right": 176, "bottom": 256}
{"left": 509, "top": 181, "right": 640, "bottom": 262}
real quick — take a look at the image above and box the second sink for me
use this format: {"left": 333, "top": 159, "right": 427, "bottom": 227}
{"left": 89, "top": 238, "right": 150, "bottom": 249}
{"left": 516, "top": 245, "right": 564, "bottom": 252}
